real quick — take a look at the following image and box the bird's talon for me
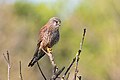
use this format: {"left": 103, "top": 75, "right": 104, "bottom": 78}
{"left": 47, "top": 48, "right": 52, "bottom": 53}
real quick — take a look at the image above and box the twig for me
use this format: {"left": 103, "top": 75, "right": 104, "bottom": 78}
{"left": 42, "top": 49, "right": 58, "bottom": 78}
{"left": 19, "top": 61, "right": 23, "bottom": 80}
{"left": 66, "top": 72, "right": 70, "bottom": 80}
{"left": 3, "top": 51, "right": 11, "bottom": 80}
{"left": 77, "top": 76, "right": 81, "bottom": 80}
{"left": 74, "top": 57, "right": 79, "bottom": 80}
{"left": 80, "top": 28, "right": 86, "bottom": 50}
{"left": 48, "top": 53, "right": 58, "bottom": 76}
{"left": 49, "top": 53, "right": 55, "bottom": 67}
{"left": 37, "top": 62, "right": 47, "bottom": 80}
{"left": 62, "top": 28, "right": 86, "bottom": 80}
{"left": 62, "top": 58, "right": 76, "bottom": 79}
{"left": 51, "top": 67, "right": 65, "bottom": 80}
{"left": 74, "top": 28, "right": 86, "bottom": 80}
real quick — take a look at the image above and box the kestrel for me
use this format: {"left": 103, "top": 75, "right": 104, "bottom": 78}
{"left": 28, "top": 17, "right": 61, "bottom": 67}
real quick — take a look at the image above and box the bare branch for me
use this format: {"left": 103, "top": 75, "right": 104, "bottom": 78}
{"left": 42, "top": 48, "right": 58, "bottom": 73}
{"left": 80, "top": 28, "right": 86, "bottom": 51}
{"left": 62, "top": 58, "right": 76, "bottom": 79}
{"left": 3, "top": 53, "right": 8, "bottom": 63}
{"left": 19, "top": 61, "right": 23, "bottom": 80}
{"left": 3, "top": 51, "right": 11, "bottom": 80}
{"left": 66, "top": 72, "right": 70, "bottom": 80}
{"left": 77, "top": 76, "right": 81, "bottom": 80}
{"left": 51, "top": 67, "right": 65, "bottom": 80}
{"left": 47, "top": 52, "right": 57, "bottom": 73}
{"left": 42, "top": 48, "right": 59, "bottom": 79}
{"left": 62, "top": 28, "right": 86, "bottom": 80}
{"left": 74, "top": 57, "right": 79, "bottom": 80}
{"left": 37, "top": 62, "right": 47, "bottom": 80}
{"left": 74, "top": 28, "right": 86, "bottom": 80}
{"left": 7, "top": 51, "right": 10, "bottom": 64}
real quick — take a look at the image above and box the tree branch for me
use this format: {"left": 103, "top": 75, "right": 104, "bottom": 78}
{"left": 62, "top": 28, "right": 86, "bottom": 80}
{"left": 66, "top": 72, "right": 70, "bottom": 80}
{"left": 51, "top": 66, "right": 65, "bottom": 80}
{"left": 42, "top": 49, "right": 58, "bottom": 74}
{"left": 19, "top": 61, "right": 23, "bottom": 80}
{"left": 77, "top": 75, "right": 81, "bottom": 80}
{"left": 3, "top": 51, "right": 11, "bottom": 80}
{"left": 73, "top": 28, "right": 86, "bottom": 80}
{"left": 62, "top": 58, "right": 76, "bottom": 80}
{"left": 37, "top": 62, "right": 47, "bottom": 80}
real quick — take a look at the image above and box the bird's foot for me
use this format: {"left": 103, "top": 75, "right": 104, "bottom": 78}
{"left": 47, "top": 47, "right": 52, "bottom": 53}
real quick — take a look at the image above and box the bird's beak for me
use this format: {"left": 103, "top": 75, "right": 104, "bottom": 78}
{"left": 58, "top": 23, "right": 61, "bottom": 26}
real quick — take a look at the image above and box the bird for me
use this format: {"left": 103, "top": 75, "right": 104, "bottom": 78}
{"left": 28, "top": 17, "right": 61, "bottom": 67}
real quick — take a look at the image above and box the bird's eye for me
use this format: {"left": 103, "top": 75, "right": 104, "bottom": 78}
{"left": 56, "top": 21, "right": 58, "bottom": 23}
{"left": 54, "top": 20, "right": 58, "bottom": 23}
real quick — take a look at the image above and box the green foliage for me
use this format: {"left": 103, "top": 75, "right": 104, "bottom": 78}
{"left": 14, "top": 2, "right": 34, "bottom": 17}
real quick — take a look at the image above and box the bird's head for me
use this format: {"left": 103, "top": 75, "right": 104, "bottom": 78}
{"left": 49, "top": 17, "right": 61, "bottom": 28}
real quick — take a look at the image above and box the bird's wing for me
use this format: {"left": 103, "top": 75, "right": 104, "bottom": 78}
{"left": 38, "top": 25, "right": 51, "bottom": 48}
{"left": 38, "top": 25, "right": 48, "bottom": 43}
{"left": 28, "top": 41, "right": 45, "bottom": 67}
{"left": 28, "top": 26, "right": 49, "bottom": 67}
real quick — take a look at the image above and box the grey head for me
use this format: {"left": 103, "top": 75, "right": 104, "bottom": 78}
{"left": 49, "top": 17, "right": 61, "bottom": 28}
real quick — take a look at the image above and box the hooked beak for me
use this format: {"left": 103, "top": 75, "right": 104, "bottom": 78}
{"left": 58, "top": 24, "right": 61, "bottom": 26}
{"left": 57, "top": 23, "right": 61, "bottom": 26}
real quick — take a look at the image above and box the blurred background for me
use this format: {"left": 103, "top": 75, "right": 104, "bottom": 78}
{"left": 0, "top": 0, "right": 120, "bottom": 80}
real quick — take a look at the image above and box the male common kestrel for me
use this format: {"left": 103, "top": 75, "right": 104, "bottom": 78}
{"left": 28, "top": 17, "right": 61, "bottom": 67}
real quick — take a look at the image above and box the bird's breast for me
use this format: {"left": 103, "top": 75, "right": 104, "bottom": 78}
{"left": 48, "top": 29, "right": 59, "bottom": 47}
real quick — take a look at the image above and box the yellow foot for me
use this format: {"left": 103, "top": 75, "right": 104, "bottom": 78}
{"left": 47, "top": 47, "right": 52, "bottom": 53}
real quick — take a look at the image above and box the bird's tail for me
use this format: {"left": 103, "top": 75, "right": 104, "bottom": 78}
{"left": 28, "top": 49, "right": 45, "bottom": 67}
{"left": 28, "top": 57, "right": 36, "bottom": 67}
